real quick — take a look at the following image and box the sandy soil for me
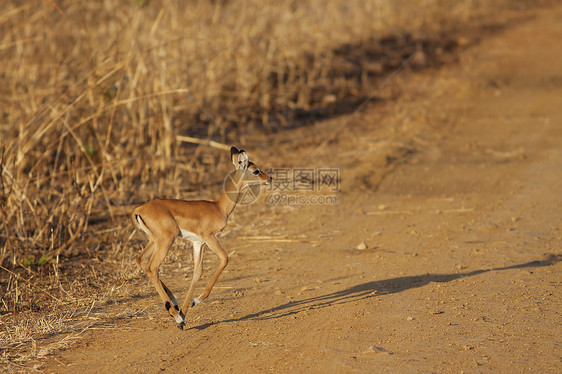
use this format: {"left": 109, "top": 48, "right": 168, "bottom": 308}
{"left": 43, "top": 6, "right": 561, "bottom": 373}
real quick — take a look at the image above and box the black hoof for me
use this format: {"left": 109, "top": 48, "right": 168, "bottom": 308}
{"left": 177, "top": 321, "right": 185, "bottom": 330}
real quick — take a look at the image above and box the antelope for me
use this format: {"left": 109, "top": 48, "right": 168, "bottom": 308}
{"left": 132, "top": 147, "right": 272, "bottom": 329}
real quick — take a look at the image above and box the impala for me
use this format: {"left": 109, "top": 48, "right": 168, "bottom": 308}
{"left": 132, "top": 147, "right": 272, "bottom": 329}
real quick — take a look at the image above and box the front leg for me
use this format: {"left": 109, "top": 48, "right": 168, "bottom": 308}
{"left": 179, "top": 241, "right": 204, "bottom": 315}
{"left": 180, "top": 235, "right": 228, "bottom": 316}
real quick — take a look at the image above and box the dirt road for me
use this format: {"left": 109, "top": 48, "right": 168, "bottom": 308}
{"left": 44, "top": 6, "right": 561, "bottom": 373}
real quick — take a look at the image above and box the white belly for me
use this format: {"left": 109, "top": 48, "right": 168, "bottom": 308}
{"left": 180, "top": 229, "right": 203, "bottom": 243}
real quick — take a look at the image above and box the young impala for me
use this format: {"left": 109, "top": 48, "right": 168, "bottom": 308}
{"left": 132, "top": 147, "right": 272, "bottom": 329}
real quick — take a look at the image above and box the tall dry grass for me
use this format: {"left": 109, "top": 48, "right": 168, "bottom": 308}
{"left": 0, "top": 0, "right": 526, "bottom": 268}
{"left": 0, "top": 0, "right": 551, "bottom": 368}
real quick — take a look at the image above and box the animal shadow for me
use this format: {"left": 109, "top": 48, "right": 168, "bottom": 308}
{"left": 191, "top": 253, "right": 559, "bottom": 330}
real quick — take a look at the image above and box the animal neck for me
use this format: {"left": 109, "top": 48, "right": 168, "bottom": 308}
{"left": 216, "top": 169, "right": 246, "bottom": 219}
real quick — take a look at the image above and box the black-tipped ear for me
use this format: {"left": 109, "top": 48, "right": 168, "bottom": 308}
{"left": 231, "top": 147, "right": 247, "bottom": 168}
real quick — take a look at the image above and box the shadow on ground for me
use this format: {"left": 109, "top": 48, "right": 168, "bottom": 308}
{"left": 190, "top": 253, "right": 559, "bottom": 330}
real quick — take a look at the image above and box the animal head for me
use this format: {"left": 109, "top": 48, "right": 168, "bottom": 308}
{"left": 230, "top": 146, "right": 272, "bottom": 186}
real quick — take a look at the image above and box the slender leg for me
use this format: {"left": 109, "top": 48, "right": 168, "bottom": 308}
{"left": 161, "top": 281, "right": 179, "bottom": 309}
{"left": 144, "top": 235, "right": 185, "bottom": 328}
{"left": 136, "top": 240, "right": 154, "bottom": 269}
{"left": 194, "top": 235, "right": 228, "bottom": 302}
{"left": 139, "top": 241, "right": 179, "bottom": 307}
{"left": 180, "top": 241, "right": 205, "bottom": 315}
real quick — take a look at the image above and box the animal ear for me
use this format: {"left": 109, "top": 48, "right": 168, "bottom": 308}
{"left": 237, "top": 150, "right": 249, "bottom": 170}
{"left": 230, "top": 147, "right": 240, "bottom": 166}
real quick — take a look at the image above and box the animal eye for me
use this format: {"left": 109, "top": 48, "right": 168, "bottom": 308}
{"left": 253, "top": 169, "right": 260, "bottom": 175}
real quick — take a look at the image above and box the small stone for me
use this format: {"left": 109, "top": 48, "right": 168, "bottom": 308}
{"left": 429, "top": 310, "right": 445, "bottom": 315}
{"left": 356, "top": 242, "right": 368, "bottom": 250}
{"left": 363, "top": 346, "right": 391, "bottom": 354}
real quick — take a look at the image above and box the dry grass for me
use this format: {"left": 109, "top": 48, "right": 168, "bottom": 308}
{"left": 0, "top": 0, "right": 552, "bottom": 369}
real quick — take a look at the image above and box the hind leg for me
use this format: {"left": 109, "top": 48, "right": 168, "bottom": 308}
{"left": 161, "top": 280, "right": 179, "bottom": 310}
{"left": 136, "top": 240, "right": 155, "bottom": 269}
{"left": 144, "top": 235, "right": 185, "bottom": 328}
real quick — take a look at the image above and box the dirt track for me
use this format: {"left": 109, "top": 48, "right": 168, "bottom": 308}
{"left": 44, "top": 7, "right": 561, "bottom": 373}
